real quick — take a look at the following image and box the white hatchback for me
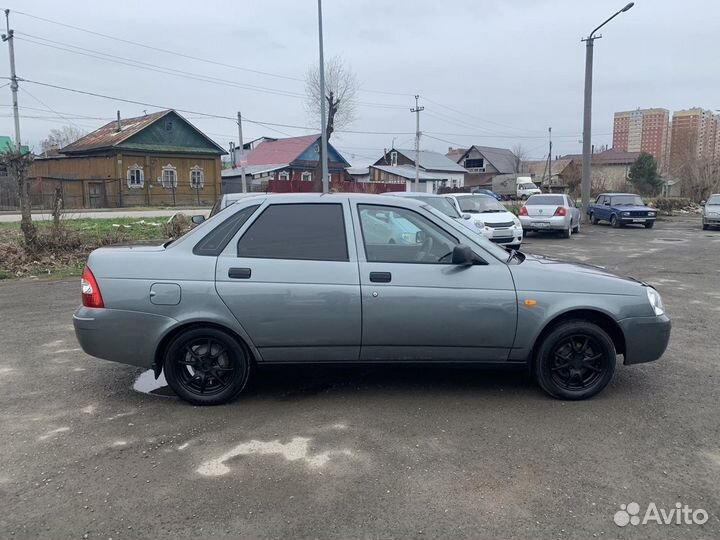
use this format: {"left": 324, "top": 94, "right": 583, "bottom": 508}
{"left": 448, "top": 194, "right": 523, "bottom": 249}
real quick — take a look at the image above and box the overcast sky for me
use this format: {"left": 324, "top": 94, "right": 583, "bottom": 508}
{"left": 2, "top": 0, "right": 719, "bottom": 165}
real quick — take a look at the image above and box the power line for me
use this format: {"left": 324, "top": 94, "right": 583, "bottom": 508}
{"left": 19, "top": 86, "right": 84, "bottom": 130}
{"left": 20, "top": 79, "right": 414, "bottom": 136}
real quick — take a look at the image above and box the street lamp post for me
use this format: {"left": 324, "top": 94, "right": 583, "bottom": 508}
{"left": 581, "top": 2, "right": 634, "bottom": 221}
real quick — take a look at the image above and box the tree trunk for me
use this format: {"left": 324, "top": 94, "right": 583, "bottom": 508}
{"left": 3, "top": 149, "right": 37, "bottom": 247}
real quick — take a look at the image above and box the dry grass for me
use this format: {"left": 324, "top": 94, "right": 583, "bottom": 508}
{"left": 0, "top": 214, "right": 193, "bottom": 280}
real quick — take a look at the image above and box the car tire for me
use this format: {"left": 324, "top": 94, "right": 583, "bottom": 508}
{"left": 520, "top": 195, "right": 528, "bottom": 201}
{"left": 590, "top": 213, "right": 598, "bottom": 225}
{"left": 534, "top": 320, "right": 616, "bottom": 400}
{"left": 610, "top": 215, "right": 620, "bottom": 228}
{"left": 572, "top": 220, "right": 580, "bottom": 234}
{"left": 163, "top": 326, "right": 251, "bottom": 406}
{"left": 702, "top": 223, "right": 709, "bottom": 230}
{"left": 644, "top": 222, "right": 654, "bottom": 229}
{"left": 561, "top": 225, "right": 572, "bottom": 239}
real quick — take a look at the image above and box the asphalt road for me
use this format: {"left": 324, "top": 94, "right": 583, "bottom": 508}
{"left": 1, "top": 215, "right": 718, "bottom": 540}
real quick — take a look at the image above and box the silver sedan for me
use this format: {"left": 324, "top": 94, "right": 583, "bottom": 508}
{"left": 74, "top": 193, "right": 670, "bottom": 405}
{"left": 520, "top": 194, "right": 581, "bottom": 238}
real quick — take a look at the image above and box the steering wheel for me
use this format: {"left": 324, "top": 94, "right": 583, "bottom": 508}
{"left": 415, "top": 235, "right": 434, "bottom": 262}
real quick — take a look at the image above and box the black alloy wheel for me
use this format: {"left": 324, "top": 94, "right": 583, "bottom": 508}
{"left": 534, "top": 320, "right": 616, "bottom": 400}
{"left": 164, "top": 327, "right": 250, "bottom": 406}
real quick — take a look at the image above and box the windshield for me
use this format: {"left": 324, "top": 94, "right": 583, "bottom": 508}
{"left": 456, "top": 195, "right": 506, "bottom": 214}
{"left": 707, "top": 195, "right": 720, "bottom": 205}
{"left": 411, "top": 196, "right": 461, "bottom": 218}
{"left": 518, "top": 183, "right": 537, "bottom": 190}
{"left": 526, "top": 195, "right": 564, "bottom": 205}
{"left": 611, "top": 195, "right": 644, "bottom": 206}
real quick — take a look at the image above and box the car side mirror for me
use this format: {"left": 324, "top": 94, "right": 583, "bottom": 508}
{"left": 415, "top": 230, "right": 426, "bottom": 244}
{"left": 191, "top": 215, "right": 206, "bottom": 225}
{"left": 452, "top": 244, "right": 480, "bottom": 266}
{"left": 462, "top": 214, "right": 471, "bottom": 220}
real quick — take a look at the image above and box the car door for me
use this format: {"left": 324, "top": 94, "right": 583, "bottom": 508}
{"left": 594, "top": 195, "right": 607, "bottom": 220}
{"left": 353, "top": 202, "right": 518, "bottom": 362}
{"left": 215, "top": 200, "right": 361, "bottom": 363}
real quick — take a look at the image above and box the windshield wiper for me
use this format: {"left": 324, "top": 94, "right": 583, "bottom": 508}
{"left": 481, "top": 209, "right": 503, "bottom": 213}
{"left": 463, "top": 209, "right": 479, "bottom": 213}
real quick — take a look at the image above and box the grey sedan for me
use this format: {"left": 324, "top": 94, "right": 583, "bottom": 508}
{"left": 74, "top": 193, "right": 670, "bottom": 405}
{"left": 519, "top": 194, "right": 581, "bottom": 238}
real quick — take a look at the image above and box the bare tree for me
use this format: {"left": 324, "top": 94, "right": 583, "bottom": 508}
{"left": 511, "top": 144, "right": 528, "bottom": 173}
{"left": 673, "top": 135, "right": 720, "bottom": 201}
{"left": 305, "top": 56, "right": 358, "bottom": 140}
{"left": 40, "top": 125, "right": 86, "bottom": 155}
{"left": 1, "top": 148, "right": 36, "bottom": 246}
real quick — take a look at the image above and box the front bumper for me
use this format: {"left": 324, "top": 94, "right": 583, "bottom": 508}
{"left": 703, "top": 215, "right": 720, "bottom": 225}
{"left": 73, "top": 306, "right": 177, "bottom": 368}
{"left": 519, "top": 215, "right": 569, "bottom": 231}
{"left": 619, "top": 314, "right": 671, "bottom": 365}
{"left": 618, "top": 216, "right": 656, "bottom": 225}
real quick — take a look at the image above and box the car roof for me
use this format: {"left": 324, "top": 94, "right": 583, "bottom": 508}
{"left": 224, "top": 192, "right": 430, "bottom": 208}
{"left": 384, "top": 192, "right": 449, "bottom": 198}
{"left": 600, "top": 192, "right": 639, "bottom": 197}
{"left": 452, "top": 193, "right": 493, "bottom": 198}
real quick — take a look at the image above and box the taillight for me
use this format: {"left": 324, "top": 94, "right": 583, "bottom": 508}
{"left": 519, "top": 206, "right": 528, "bottom": 216}
{"left": 81, "top": 266, "right": 104, "bottom": 308}
{"left": 554, "top": 207, "right": 567, "bottom": 216}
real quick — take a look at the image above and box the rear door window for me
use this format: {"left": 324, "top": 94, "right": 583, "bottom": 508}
{"left": 194, "top": 204, "right": 259, "bottom": 256}
{"left": 237, "top": 203, "right": 348, "bottom": 261}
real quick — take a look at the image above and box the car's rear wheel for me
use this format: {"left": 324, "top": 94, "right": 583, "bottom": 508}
{"left": 572, "top": 219, "right": 580, "bottom": 234}
{"left": 590, "top": 213, "right": 598, "bottom": 225}
{"left": 644, "top": 222, "right": 654, "bottom": 229}
{"left": 534, "top": 320, "right": 616, "bottom": 400}
{"left": 561, "top": 224, "right": 572, "bottom": 239}
{"left": 611, "top": 215, "right": 621, "bottom": 228}
{"left": 164, "top": 327, "right": 250, "bottom": 406}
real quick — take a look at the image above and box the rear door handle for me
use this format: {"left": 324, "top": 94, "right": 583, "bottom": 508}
{"left": 369, "top": 272, "right": 392, "bottom": 283}
{"left": 228, "top": 267, "right": 252, "bottom": 279}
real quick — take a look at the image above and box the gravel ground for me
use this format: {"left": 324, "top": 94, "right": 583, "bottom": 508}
{"left": 0, "top": 215, "right": 718, "bottom": 540}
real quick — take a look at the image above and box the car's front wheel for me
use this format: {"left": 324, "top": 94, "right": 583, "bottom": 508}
{"left": 590, "top": 212, "right": 598, "bottom": 225}
{"left": 164, "top": 327, "right": 250, "bottom": 406}
{"left": 644, "top": 222, "right": 654, "bottom": 229}
{"left": 611, "top": 215, "right": 621, "bottom": 228}
{"left": 534, "top": 320, "right": 616, "bottom": 400}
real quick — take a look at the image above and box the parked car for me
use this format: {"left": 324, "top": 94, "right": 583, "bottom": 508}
{"left": 587, "top": 193, "right": 657, "bottom": 228}
{"left": 519, "top": 194, "right": 581, "bottom": 238}
{"left": 448, "top": 193, "right": 523, "bottom": 249}
{"left": 74, "top": 193, "right": 670, "bottom": 405}
{"left": 701, "top": 194, "right": 720, "bottom": 230}
{"left": 384, "top": 192, "right": 476, "bottom": 233}
{"left": 470, "top": 188, "right": 503, "bottom": 201}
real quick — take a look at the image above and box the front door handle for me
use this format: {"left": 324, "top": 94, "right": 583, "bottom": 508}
{"left": 228, "top": 267, "right": 252, "bottom": 279}
{"left": 369, "top": 271, "right": 392, "bottom": 283}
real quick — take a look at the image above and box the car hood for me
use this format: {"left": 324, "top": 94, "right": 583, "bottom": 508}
{"left": 510, "top": 253, "right": 643, "bottom": 295}
{"left": 611, "top": 205, "right": 652, "bottom": 212}
{"left": 467, "top": 211, "right": 517, "bottom": 224}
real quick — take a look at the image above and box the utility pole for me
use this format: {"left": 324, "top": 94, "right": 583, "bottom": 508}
{"left": 545, "top": 127, "right": 553, "bottom": 188}
{"left": 581, "top": 2, "right": 634, "bottom": 221}
{"left": 2, "top": 10, "right": 21, "bottom": 151}
{"left": 317, "top": 0, "right": 330, "bottom": 193}
{"left": 411, "top": 95, "right": 424, "bottom": 192}
{"left": 237, "top": 112, "right": 247, "bottom": 193}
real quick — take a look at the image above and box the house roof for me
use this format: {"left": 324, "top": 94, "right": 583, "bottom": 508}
{"left": 394, "top": 149, "right": 467, "bottom": 172}
{"left": 246, "top": 134, "right": 320, "bottom": 166}
{"left": 560, "top": 149, "right": 640, "bottom": 165}
{"left": 346, "top": 166, "right": 370, "bottom": 176}
{"left": 523, "top": 158, "right": 574, "bottom": 177}
{"left": 59, "top": 110, "right": 226, "bottom": 155}
{"left": 464, "top": 145, "right": 517, "bottom": 174}
{"left": 371, "top": 164, "right": 448, "bottom": 181}
{"left": 445, "top": 147, "right": 467, "bottom": 164}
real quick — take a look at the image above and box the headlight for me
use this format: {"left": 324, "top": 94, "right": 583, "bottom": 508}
{"left": 513, "top": 219, "right": 521, "bottom": 227}
{"left": 648, "top": 212, "right": 656, "bottom": 217}
{"left": 646, "top": 287, "right": 665, "bottom": 316}
{"left": 622, "top": 211, "right": 630, "bottom": 216}
{"left": 474, "top": 221, "right": 485, "bottom": 229}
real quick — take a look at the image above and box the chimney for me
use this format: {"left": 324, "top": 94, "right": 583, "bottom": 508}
{"left": 116, "top": 110, "right": 121, "bottom": 132}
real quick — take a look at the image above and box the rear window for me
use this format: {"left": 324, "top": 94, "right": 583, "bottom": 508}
{"left": 194, "top": 205, "right": 260, "bottom": 256}
{"left": 237, "top": 203, "right": 348, "bottom": 261}
{"left": 526, "top": 195, "right": 564, "bottom": 205}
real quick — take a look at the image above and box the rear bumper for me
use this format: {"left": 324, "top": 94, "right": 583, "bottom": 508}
{"left": 519, "top": 215, "right": 570, "bottom": 231}
{"left": 73, "top": 306, "right": 177, "bottom": 368}
{"left": 619, "top": 314, "right": 671, "bottom": 365}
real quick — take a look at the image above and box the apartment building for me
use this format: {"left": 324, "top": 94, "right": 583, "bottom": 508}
{"left": 669, "top": 108, "right": 720, "bottom": 168}
{"left": 612, "top": 108, "right": 671, "bottom": 170}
